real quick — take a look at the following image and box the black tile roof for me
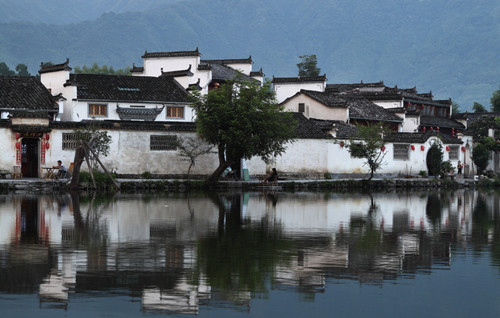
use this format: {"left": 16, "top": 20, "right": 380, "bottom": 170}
{"left": 0, "top": 76, "right": 58, "bottom": 114}
{"left": 292, "top": 113, "right": 332, "bottom": 139}
{"left": 142, "top": 48, "right": 201, "bottom": 58}
{"left": 325, "top": 81, "right": 385, "bottom": 93}
{"left": 272, "top": 75, "right": 327, "bottom": 84}
{"left": 130, "top": 64, "right": 144, "bottom": 73}
{"left": 250, "top": 68, "right": 264, "bottom": 77}
{"left": 420, "top": 116, "right": 465, "bottom": 129}
{"left": 64, "top": 74, "right": 190, "bottom": 103}
{"left": 296, "top": 90, "right": 402, "bottom": 123}
{"left": 38, "top": 59, "right": 72, "bottom": 74}
{"left": 50, "top": 119, "right": 197, "bottom": 132}
{"left": 348, "top": 95, "right": 403, "bottom": 123}
{"left": 384, "top": 131, "right": 463, "bottom": 144}
{"left": 298, "top": 90, "right": 349, "bottom": 108}
{"left": 160, "top": 65, "right": 194, "bottom": 77}
{"left": 452, "top": 112, "right": 500, "bottom": 126}
{"left": 208, "top": 63, "right": 254, "bottom": 82}
{"left": 201, "top": 56, "right": 253, "bottom": 65}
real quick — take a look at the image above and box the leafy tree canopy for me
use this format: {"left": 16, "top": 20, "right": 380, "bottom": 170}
{"left": 74, "top": 62, "right": 131, "bottom": 75}
{"left": 491, "top": 85, "right": 500, "bottom": 112}
{"left": 0, "top": 62, "right": 31, "bottom": 76}
{"left": 472, "top": 141, "right": 490, "bottom": 174}
{"left": 297, "top": 54, "right": 321, "bottom": 77}
{"left": 190, "top": 76, "right": 296, "bottom": 184}
{"left": 473, "top": 102, "right": 487, "bottom": 113}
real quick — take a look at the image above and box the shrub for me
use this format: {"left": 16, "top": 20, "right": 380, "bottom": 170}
{"left": 141, "top": 171, "right": 152, "bottom": 179}
{"left": 324, "top": 172, "right": 332, "bottom": 179}
{"left": 419, "top": 170, "right": 428, "bottom": 177}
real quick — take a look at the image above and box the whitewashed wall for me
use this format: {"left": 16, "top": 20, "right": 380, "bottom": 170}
{"left": 274, "top": 81, "right": 326, "bottom": 103}
{"left": 48, "top": 129, "right": 219, "bottom": 175}
{"left": 0, "top": 129, "right": 16, "bottom": 170}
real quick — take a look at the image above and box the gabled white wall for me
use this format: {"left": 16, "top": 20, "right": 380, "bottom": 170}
{"left": 274, "top": 81, "right": 326, "bottom": 103}
{"left": 281, "top": 94, "right": 348, "bottom": 121}
{"left": 142, "top": 56, "right": 200, "bottom": 77}
{"left": 224, "top": 63, "right": 252, "bottom": 75}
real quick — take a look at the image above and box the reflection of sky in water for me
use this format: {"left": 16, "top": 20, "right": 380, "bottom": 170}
{"left": 0, "top": 190, "right": 499, "bottom": 317}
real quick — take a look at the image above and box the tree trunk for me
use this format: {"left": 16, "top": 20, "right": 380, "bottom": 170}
{"left": 206, "top": 144, "right": 231, "bottom": 185}
{"left": 70, "top": 145, "right": 86, "bottom": 190}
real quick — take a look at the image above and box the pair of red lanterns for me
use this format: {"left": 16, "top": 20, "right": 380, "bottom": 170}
{"left": 410, "top": 145, "right": 426, "bottom": 151}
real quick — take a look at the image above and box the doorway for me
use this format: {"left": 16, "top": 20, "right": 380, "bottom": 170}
{"left": 21, "top": 138, "right": 39, "bottom": 178}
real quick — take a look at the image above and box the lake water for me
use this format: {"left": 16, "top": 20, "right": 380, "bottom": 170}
{"left": 0, "top": 189, "right": 499, "bottom": 317}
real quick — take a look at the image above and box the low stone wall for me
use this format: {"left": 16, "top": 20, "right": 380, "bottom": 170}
{"left": 0, "top": 177, "right": 479, "bottom": 194}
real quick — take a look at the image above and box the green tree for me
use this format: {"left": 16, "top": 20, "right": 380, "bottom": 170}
{"left": 473, "top": 102, "right": 487, "bottom": 113}
{"left": 0, "top": 62, "right": 15, "bottom": 75}
{"left": 73, "top": 122, "right": 112, "bottom": 170}
{"left": 15, "top": 64, "right": 30, "bottom": 76}
{"left": 190, "top": 76, "right": 296, "bottom": 184}
{"left": 346, "top": 123, "right": 388, "bottom": 180}
{"left": 491, "top": 85, "right": 500, "bottom": 112}
{"left": 472, "top": 141, "right": 490, "bottom": 174}
{"left": 297, "top": 54, "right": 321, "bottom": 77}
{"left": 74, "top": 62, "right": 131, "bottom": 75}
{"left": 426, "top": 142, "right": 444, "bottom": 176}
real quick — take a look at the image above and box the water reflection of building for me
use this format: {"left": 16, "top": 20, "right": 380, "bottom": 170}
{"left": 0, "top": 189, "right": 497, "bottom": 314}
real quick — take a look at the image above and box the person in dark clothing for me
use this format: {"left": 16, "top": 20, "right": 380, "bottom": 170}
{"left": 266, "top": 168, "right": 278, "bottom": 183}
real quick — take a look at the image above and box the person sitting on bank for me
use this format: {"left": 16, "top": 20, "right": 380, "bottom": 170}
{"left": 54, "top": 160, "right": 67, "bottom": 178}
{"left": 223, "top": 166, "right": 237, "bottom": 180}
{"left": 265, "top": 168, "right": 278, "bottom": 183}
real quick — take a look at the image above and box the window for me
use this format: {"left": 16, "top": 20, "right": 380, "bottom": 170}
{"left": 167, "top": 106, "right": 184, "bottom": 119}
{"left": 150, "top": 135, "right": 178, "bottom": 151}
{"left": 448, "top": 145, "right": 459, "bottom": 160}
{"left": 394, "top": 144, "right": 410, "bottom": 160}
{"left": 89, "top": 104, "right": 107, "bottom": 117}
{"left": 62, "top": 133, "right": 79, "bottom": 150}
{"left": 298, "top": 103, "right": 305, "bottom": 113}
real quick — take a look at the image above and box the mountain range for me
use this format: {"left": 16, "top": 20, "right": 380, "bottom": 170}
{"left": 0, "top": 0, "right": 499, "bottom": 111}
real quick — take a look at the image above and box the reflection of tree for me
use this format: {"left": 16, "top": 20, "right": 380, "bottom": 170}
{"left": 70, "top": 192, "right": 109, "bottom": 271}
{"left": 195, "top": 193, "right": 292, "bottom": 296}
{"left": 471, "top": 195, "right": 492, "bottom": 254}
{"left": 426, "top": 194, "right": 443, "bottom": 226}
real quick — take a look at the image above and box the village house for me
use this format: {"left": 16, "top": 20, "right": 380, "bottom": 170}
{"left": 271, "top": 77, "right": 473, "bottom": 177}
{"left": 0, "top": 48, "right": 478, "bottom": 179}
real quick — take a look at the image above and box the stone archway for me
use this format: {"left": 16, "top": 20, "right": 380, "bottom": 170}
{"left": 426, "top": 144, "right": 443, "bottom": 176}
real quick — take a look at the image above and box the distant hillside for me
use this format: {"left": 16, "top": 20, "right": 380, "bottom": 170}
{"left": 0, "top": 0, "right": 498, "bottom": 110}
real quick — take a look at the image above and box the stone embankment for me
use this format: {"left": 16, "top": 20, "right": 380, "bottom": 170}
{"left": 0, "top": 177, "right": 478, "bottom": 194}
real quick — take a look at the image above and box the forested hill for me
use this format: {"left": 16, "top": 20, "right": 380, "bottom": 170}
{"left": 0, "top": 0, "right": 498, "bottom": 110}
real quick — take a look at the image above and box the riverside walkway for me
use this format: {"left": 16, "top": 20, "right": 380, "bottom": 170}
{"left": 0, "top": 175, "right": 478, "bottom": 193}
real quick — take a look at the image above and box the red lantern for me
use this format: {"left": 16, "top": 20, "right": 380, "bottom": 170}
{"left": 422, "top": 127, "right": 426, "bottom": 132}
{"left": 381, "top": 146, "right": 386, "bottom": 152}
{"left": 15, "top": 141, "right": 20, "bottom": 149}
{"left": 339, "top": 141, "right": 345, "bottom": 147}
{"left": 15, "top": 133, "right": 20, "bottom": 140}
{"left": 430, "top": 127, "right": 433, "bottom": 130}
{"left": 45, "top": 143, "right": 50, "bottom": 149}
{"left": 461, "top": 146, "right": 466, "bottom": 152}
{"left": 45, "top": 133, "right": 50, "bottom": 141}
{"left": 446, "top": 146, "right": 450, "bottom": 151}
{"left": 411, "top": 145, "right": 415, "bottom": 151}
{"left": 421, "top": 145, "right": 425, "bottom": 151}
